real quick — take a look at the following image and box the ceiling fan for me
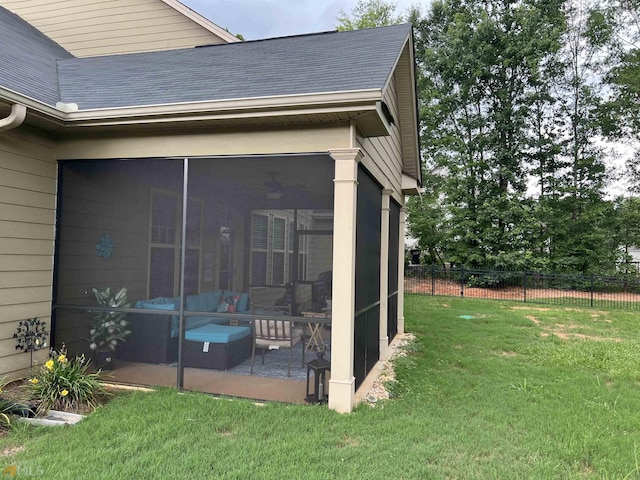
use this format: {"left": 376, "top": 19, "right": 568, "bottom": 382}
{"left": 264, "top": 174, "right": 283, "bottom": 199}
{"left": 262, "top": 173, "right": 309, "bottom": 202}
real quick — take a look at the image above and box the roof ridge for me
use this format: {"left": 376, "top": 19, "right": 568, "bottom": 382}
{"left": 194, "top": 23, "right": 412, "bottom": 49}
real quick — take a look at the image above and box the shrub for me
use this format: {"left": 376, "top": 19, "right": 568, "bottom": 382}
{"left": 89, "top": 287, "right": 131, "bottom": 352}
{"left": 28, "top": 346, "right": 108, "bottom": 414}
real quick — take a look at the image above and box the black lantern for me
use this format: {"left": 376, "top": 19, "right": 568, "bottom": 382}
{"left": 305, "top": 348, "right": 330, "bottom": 403}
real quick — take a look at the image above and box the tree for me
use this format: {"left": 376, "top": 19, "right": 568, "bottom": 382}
{"left": 336, "top": 0, "right": 402, "bottom": 31}
{"left": 604, "top": 0, "right": 640, "bottom": 138}
{"left": 412, "top": 0, "right": 566, "bottom": 269}
{"left": 542, "top": 0, "right": 617, "bottom": 273}
{"left": 406, "top": 171, "right": 449, "bottom": 266}
{"left": 613, "top": 196, "right": 640, "bottom": 265}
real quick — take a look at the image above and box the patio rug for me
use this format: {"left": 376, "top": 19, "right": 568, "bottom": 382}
{"left": 228, "top": 343, "right": 331, "bottom": 382}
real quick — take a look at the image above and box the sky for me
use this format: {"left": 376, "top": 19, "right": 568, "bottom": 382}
{"left": 180, "top": 0, "right": 428, "bottom": 40}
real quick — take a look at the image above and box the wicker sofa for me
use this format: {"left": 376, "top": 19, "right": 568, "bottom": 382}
{"left": 117, "top": 290, "right": 252, "bottom": 367}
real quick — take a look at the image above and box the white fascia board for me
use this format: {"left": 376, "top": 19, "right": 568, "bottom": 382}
{"left": 382, "top": 34, "right": 411, "bottom": 94}
{"left": 0, "top": 87, "right": 386, "bottom": 131}
{"left": 0, "top": 87, "right": 66, "bottom": 119}
{"left": 63, "top": 89, "right": 384, "bottom": 123}
{"left": 401, "top": 173, "right": 420, "bottom": 195}
{"left": 67, "top": 104, "right": 381, "bottom": 128}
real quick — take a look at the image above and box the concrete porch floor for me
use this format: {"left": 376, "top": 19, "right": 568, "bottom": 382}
{"left": 106, "top": 361, "right": 310, "bottom": 404}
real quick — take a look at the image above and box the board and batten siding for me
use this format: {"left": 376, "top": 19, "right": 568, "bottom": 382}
{"left": 0, "top": 0, "right": 233, "bottom": 57}
{"left": 0, "top": 127, "right": 57, "bottom": 380}
{"left": 356, "top": 71, "right": 404, "bottom": 202}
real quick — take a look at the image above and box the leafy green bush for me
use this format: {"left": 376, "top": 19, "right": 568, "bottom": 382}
{"left": 89, "top": 287, "right": 131, "bottom": 352}
{"left": 28, "top": 346, "right": 108, "bottom": 414}
{"left": 466, "top": 271, "right": 517, "bottom": 289}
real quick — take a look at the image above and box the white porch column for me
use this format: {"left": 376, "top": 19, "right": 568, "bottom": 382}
{"left": 397, "top": 207, "right": 407, "bottom": 334}
{"left": 328, "top": 147, "right": 362, "bottom": 413}
{"left": 378, "top": 189, "right": 393, "bottom": 361}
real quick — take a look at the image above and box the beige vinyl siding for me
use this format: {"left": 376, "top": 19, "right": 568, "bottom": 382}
{"left": 0, "top": 0, "right": 232, "bottom": 57}
{"left": 0, "top": 127, "right": 57, "bottom": 380}
{"left": 356, "top": 72, "right": 404, "bottom": 199}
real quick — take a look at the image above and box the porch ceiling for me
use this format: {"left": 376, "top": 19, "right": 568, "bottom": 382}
{"left": 188, "top": 153, "right": 335, "bottom": 210}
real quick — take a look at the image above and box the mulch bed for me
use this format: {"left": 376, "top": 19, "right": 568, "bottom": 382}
{"left": 0, "top": 379, "right": 121, "bottom": 437}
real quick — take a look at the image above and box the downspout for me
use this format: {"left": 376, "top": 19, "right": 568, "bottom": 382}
{"left": 0, "top": 103, "right": 27, "bottom": 132}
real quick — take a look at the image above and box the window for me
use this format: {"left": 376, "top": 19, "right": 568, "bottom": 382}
{"left": 272, "top": 217, "right": 286, "bottom": 285}
{"left": 250, "top": 210, "right": 302, "bottom": 286}
{"left": 149, "top": 190, "right": 201, "bottom": 297}
{"left": 251, "top": 213, "right": 269, "bottom": 285}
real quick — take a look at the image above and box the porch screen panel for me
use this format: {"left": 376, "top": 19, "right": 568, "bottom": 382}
{"left": 54, "top": 154, "right": 339, "bottom": 400}
{"left": 388, "top": 199, "right": 400, "bottom": 342}
{"left": 53, "top": 159, "right": 183, "bottom": 386}
{"left": 182, "top": 154, "right": 334, "bottom": 400}
{"left": 354, "top": 166, "right": 382, "bottom": 389}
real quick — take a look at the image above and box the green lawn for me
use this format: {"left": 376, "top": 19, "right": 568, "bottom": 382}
{"left": 2, "top": 296, "right": 640, "bottom": 479}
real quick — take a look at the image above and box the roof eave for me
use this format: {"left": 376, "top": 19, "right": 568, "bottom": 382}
{"left": 0, "top": 88, "right": 390, "bottom": 135}
{"left": 390, "top": 32, "right": 421, "bottom": 187}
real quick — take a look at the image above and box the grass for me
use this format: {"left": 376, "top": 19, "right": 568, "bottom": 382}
{"left": 2, "top": 295, "right": 640, "bottom": 479}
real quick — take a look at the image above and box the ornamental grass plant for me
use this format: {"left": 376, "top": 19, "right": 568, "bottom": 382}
{"left": 28, "top": 346, "right": 108, "bottom": 415}
{"left": 0, "top": 378, "right": 12, "bottom": 428}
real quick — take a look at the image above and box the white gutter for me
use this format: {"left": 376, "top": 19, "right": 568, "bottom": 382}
{"left": 0, "top": 87, "right": 388, "bottom": 135}
{"left": 64, "top": 89, "right": 384, "bottom": 122}
{"left": 0, "top": 86, "right": 382, "bottom": 124}
{"left": 0, "top": 103, "right": 26, "bottom": 132}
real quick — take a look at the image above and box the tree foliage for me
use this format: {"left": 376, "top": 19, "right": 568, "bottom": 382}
{"left": 411, "top": 0, "right": 568, "bottom": 270}
{"left": 335, "top": 0, "right": 637, "bottom": 275}
{"left": 336, "top": 0, "right": 403, "bottom": 30}
{"left": 405, "top": 0, "right": 636, "bottom": 274}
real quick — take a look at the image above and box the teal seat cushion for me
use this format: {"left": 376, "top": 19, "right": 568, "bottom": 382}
{"left": 171, "top": 316, "right": 230, "bottom": 338}
{"left": 165, "top": 296, "right": 181, "bottom": 308}
{"left": 202, "top": 290, "right": 223, "bottom": 312}
{"left": 184, "top": 324, "right": 251, "bottom": 344}
{"left": 135, "top": 297, "right": 166, "bottom": 308}
{"left": 140, "top": 302, "right": 175, "bottom": 311}
{"left": 237, "top": 293, "right": 250, "bottom": 312}
{"left": 186, "top": 294, "right": 208, "bottom": 313}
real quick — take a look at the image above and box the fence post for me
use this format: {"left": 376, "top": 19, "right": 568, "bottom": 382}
{"left": 590, "top": 275, "right": 594, "bottom": 308}
{"left": 523, "top": 271, "right": 527, "bottom": 303}
{"left": 460, "top": 266, "right": 465, "bottom": 297}
{"left": 431, "top": 264, "right": 436, "bottom": 296}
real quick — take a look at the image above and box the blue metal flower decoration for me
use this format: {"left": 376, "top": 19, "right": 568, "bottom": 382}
{"left": 96, "top": 234, "right": 114, "bottom": 260}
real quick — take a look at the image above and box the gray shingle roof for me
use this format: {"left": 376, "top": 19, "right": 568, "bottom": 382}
{"left": 0, "top": 7, "right": 73, "bottom": 106}
{"left": 57, "top": 24, "right": 411, "bottom": 110}
{"left": 0, "top": 5, "right": 411, "bottom": 111}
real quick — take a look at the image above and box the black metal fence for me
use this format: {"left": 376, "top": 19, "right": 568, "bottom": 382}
{"left": 405, "top": 265, "right": 640, "bottom": 310}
